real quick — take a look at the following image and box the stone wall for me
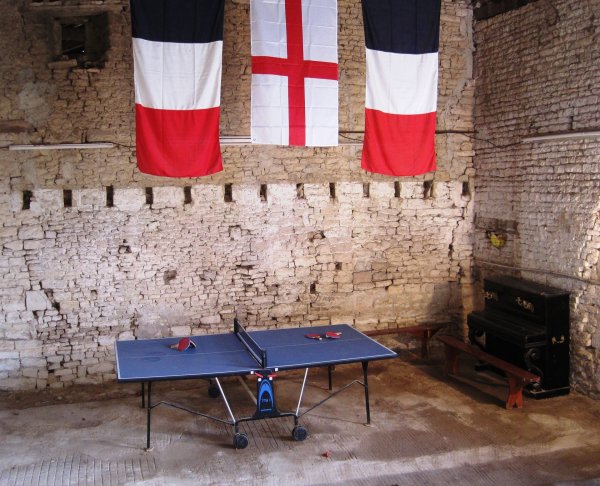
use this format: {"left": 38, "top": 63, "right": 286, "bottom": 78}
{"left": 1, "top": 181, "right": 470, "bottom": 388}
{"left": 0, "top": 0, "right": 475, "bottom": 389}
{"left": 473, "top": 0, "right": 600, "bottom": 397}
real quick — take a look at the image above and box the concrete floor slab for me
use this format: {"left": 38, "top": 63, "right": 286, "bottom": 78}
{"left": 1, "top": 341, "right": 600, "bottom": 485}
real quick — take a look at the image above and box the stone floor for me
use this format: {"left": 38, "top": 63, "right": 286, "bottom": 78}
{"left": 1, "top": 337, "right": 600, "bottom": 486}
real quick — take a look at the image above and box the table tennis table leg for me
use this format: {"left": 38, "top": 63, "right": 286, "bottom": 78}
{"left": 214, "top": 378, "right": 251, "bottom": 449}
{"left": 362, "top": 361, "right": 371, "bottom": 424}
{"left": 146, "top": 381, "right": 152, "bottom": 451}
{"left": 295, "top": 368, "right": 310, "bottom": 417}
{"left": 142, "top": 381, "right": 152, "bottom": 451}
{"left": 328, "top": 366, "right": 333, "bottom": 391}
{"left": 214, "top": 378, "right": 236, "bottom": 425}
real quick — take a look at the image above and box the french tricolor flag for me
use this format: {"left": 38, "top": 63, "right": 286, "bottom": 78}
{"left": 131, "top": 0, "right": 224, "bottom": 178}
{"left": 361, "top": 0, "right": 441, "bottom": 176}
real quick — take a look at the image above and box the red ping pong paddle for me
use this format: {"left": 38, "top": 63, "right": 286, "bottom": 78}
{"left": 325, "top": 331, "right": 342, "bottom": 339}
{"left": 305, "top": 333, "right": 323, "bottom": 340}
{"left": 170, "top": 337, "right": 197, "bottom": 351}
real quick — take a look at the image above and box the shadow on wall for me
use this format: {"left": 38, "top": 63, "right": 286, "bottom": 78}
{"left": 350, "top": 280, "right": 462, "bottom": 329}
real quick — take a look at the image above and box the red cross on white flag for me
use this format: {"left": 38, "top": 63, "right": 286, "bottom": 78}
{"left": 251, "top": 0, "right": 339, "bottom": 147}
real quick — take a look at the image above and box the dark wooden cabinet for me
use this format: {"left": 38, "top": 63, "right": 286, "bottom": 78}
{"left": 468, "top": 275, "right": 570, "bottom": 398}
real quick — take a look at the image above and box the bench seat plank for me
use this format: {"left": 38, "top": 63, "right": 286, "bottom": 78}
{"left": 437, "top": 335, "right": 540, "bottom": 409}
{"left": 364, "top": 322, "right": 450, "bottom": 359}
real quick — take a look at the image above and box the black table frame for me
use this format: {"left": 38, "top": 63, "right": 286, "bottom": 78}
{"left": 138, "top": 361, "right": 371, "bottom": 450}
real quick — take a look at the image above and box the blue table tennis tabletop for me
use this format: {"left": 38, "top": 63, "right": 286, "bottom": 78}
{"left": 115, "top": 324, "right": 397, "bottom": 383}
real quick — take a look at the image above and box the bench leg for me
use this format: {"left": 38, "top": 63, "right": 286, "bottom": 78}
{"left": 443, "top": 345, "right": 460, "bottom": 376}
{"left": 421, "top": 328, "right": 444, "bottom": 359}
{"left": 421, "top": 331, "right": 430, "bottom": 359}
{"left": 506, "top": 375, "right": 525, "bottom": 410}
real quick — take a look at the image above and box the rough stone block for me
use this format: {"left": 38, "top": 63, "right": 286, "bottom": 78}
{"left": 22, "top": 368, "right": 41, "bottom": 378}
{"left": 337, "top": 182, "right": 363, "bottom": 202}
{"left": 268, "top": 184, "right": 296, "bottom": 205}
{"left": 233, "top": 184, "right": 261, "bottom": 206}
{"left": 294, "top": 256, "right": 317, "bottom": 267}
{"left": 18, "top": 225, "right": 44, "bottom": 240}
{"left": 270, "top": 303, "right": 307, "bottom": 318}
{"left": 75, "top": 189, "right": 106, "bottom": 211}
{"left": 191, "top": 184, "right": 223, "bottom": 203}
{"left": 118, "top": 331, "right": 135, "bottom": 340}
{"left": 4, "top": 301, "right": 26, "bottom": 312}
{"left": 30, "top": 189, "right": 63, "bottom": 213}
{"left": 25, "top": 290, "right": 51, "bottom": 311}
{"left": 87, "top": 362, "right": 115, "bottom": 374}
{"left": 353, "top": 271, "right": 373, "bottom": 284}
{"left": 153, "top": 186, "right": 185, "bottom": 208}
{"left": 4, "top": 240, "right": 23, "bottom": 251}
{"left": 370, "top": 182, "right": 395, "bottom": 199}
{"left": 113, "top": 187, "right": 145, "bottom": 211}
{"left": 21, "top": 357, "right": 46, "bottom": 368}
{"left": 97, "top": 335, "right": 114, "bottom": 346}
{"left": 304, "top": 183, "right": 330, "bottom": 202}
{"left": 25, "top": 239, "right": 54, "bottom": 250}
{"left": 0, "top": 359, "right": 20, "bottom": 372}
{"left": 14, "top": 339, "right": 42, "bottom": 351}
{"left": 0, "top": 377, "right": 37, "bottom": 390}
{"left": 59, "top": 301, "right": 80, "bottom": 312}
{"left": 200, "top": 315, "right": 221, "bottom": 326}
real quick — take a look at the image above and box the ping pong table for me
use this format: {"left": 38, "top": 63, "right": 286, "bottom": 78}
{"left": 115, "top": 319, "right": 397, "bottom": 449}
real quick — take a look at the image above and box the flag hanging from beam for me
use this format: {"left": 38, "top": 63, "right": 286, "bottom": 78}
{"left": 361, "top": 0, "right": 441, "bottom": 176}
{"left": 131, "top": 0, "right": 224, "bottom": 177}
{"left": 251, "top": 0, "right": 339, "bottom": 147}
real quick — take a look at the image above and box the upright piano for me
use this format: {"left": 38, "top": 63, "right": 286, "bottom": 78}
{"left": 467, "top": 275, "right": 570, "bottom": 398}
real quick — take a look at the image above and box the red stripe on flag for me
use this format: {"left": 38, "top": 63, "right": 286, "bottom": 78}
{"left": 361, "top": 109, "right": 436, "bottom": 176}
{"left": 136, "top": 104, "right": 223, "bottom": 178}
{"left": 251, "top": 0, "right": 338, "bottom": 146}
{"left": 252, "top": 58, "right": 338, "bottom": 80}
{"left": 286, "top": 0, "right": 305, "bottom": 146}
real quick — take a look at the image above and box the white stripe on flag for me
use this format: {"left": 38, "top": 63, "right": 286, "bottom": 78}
{"left": 251, "top": 0, "right": 288, "bottom": 57}
{"left": 302, "top": 1, "right": 338, "bottom": 63}
{"left": 133, "top": 38, "right": 223, "bottom": 110}
{"left": 365, "top": 48, "right": 438, "bottom": 115}
{"left": 251, "top": 74, "right": 290, "bottom": 145}
{"left": 305, "top": 77, "right": 338, "bottom": 146}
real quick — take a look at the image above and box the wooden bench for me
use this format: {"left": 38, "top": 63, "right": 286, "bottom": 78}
{"left": 436, "top": 335, "right": 541, "bottom": 410}
{"left": 364, "top": 322, "right": 449, "bottom": 359}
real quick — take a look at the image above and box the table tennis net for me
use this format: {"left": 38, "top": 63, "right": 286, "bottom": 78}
{"left": 234, "top": 318, "right": 268, "bottom": 369}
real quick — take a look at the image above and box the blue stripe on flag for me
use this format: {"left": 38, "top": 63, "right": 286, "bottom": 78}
{"left": 131, "top": 0, "right": 224, "bottom": 44}
{"left": 362, "top": 0, "right": 441, "bottom": 55}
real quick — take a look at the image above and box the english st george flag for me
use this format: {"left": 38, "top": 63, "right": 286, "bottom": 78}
{"left": 361, "top": 0, "right": 441, "bottom": 176}
{"left": 251, "top": 0, "right": 339, "bottom": 147}
{"left": 131, "top": 0, "right": 224, "bottom": 177}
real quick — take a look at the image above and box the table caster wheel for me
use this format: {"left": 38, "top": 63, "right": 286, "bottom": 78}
{"left": 292, "top": 425, "right": 308, "bottom": 441}
{"left": 233, "top": 432, "right": 249, "bottom": 449}
{"left": 208, "top": 385, "right": 220, "bottom": 398}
